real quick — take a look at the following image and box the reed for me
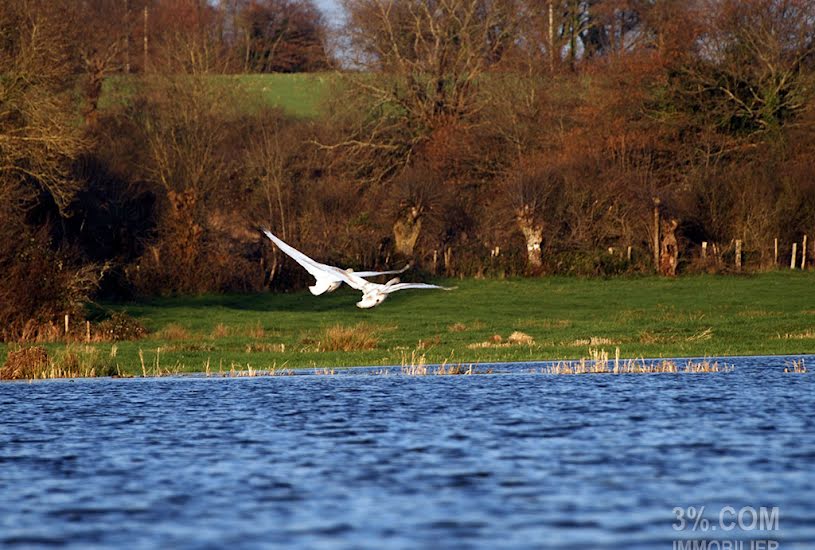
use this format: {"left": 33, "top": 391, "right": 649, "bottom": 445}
{"left": 434, "top": 362, "right": 476, "bottom": 375}
{"left": 0, "top": 344, "right": 123, "bottom": 380}
{"left": 401, "top": 349, "right": 428, "bottom": 375}
{"left": 268, "top": 365, "right": 295, "bottom": 376}
{"left": 541, "top": 349, "right": 733, "bottom": 375}
{"left": 784, "top": 359, "right": 807, "bottom": 373}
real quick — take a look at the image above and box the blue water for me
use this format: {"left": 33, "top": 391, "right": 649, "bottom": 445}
{"left": 1, "top": 356, "right": 813, "bottom": 549}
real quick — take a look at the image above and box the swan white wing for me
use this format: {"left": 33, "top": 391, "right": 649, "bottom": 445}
{"left": 380, "top": 282, "right": 456, "bottom": 295}
{"left": 352, "top": 264, "right": 410, "bottom": 278}
{"left": 262, "top": 230, "right": 336, "bottom": 281}
{"left": 262, "top": 229, "right": 396, "bottom": 293}
{"left": 330, "top": 267, "right": 372, "bottom": 291}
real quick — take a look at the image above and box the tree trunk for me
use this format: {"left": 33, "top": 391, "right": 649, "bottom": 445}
{"left": 652, "top": 197, "right": 661, "bottom": 271}
{"left": 659, "top": 218, "right": 679, "bottom": 276}
{"left": 393, "top": 207, "right": 422, "bottom": 257}
{"left": 83, "top": 56, "right": 105, "bottom": 127}
{"left": 516, "top": 206, "right": 543, "bottom": 268}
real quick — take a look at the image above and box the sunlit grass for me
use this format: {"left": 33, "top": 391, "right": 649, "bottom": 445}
{"left": 2, "top": 272, "right": 814, "bottom": 377}
{"left": 101, "top": 72, "right": 336, "bottom": 118}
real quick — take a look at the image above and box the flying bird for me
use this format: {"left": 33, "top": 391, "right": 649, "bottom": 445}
{"left": 262, "top": 229, "right": 455, "bottom": 308}
{"left": 262, "top": 229, "right": 408, "bottom": 295}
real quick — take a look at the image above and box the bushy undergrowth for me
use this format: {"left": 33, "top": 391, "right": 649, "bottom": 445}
{"left": 0, "top": 224, "right": 101, "bottom": 342}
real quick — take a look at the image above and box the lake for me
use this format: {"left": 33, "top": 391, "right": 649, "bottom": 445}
{"left": 1, "top": 356, "right": 813, "bottom": 549}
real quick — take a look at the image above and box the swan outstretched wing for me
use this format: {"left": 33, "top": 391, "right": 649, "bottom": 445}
{"left": 352, "top": 263, "right": 410, "bottom": 278}
{"left": 262, "top": 230, "right": 335, "bottom": 279}
{"left": 262, "top": 229, "right": 370, "bottom": 291}
{"left": 330, "top": 267, "right": 371, "bottom": 291}
{"left": 262, "top": 230, "right": 443, "bottom": 300}
{"left": 380, "top": 282, "right": 456, "bottom": 295}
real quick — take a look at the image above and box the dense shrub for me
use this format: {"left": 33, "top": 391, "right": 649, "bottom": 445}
{"left": 0, "top": 222, "right": 101, "bottom": 342}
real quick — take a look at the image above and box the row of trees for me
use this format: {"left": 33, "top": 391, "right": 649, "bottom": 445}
{"left": 2, "top": 0, "right": 815, "bottom": 339}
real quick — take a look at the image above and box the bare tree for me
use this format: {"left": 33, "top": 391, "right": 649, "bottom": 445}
{"left": 0, "top": 0, "right": 88, "bottom": 212}
{"left": 675, "top": 0, "right": 815, "bottom": 138}
{"left": 328, "top": 0, "right": 520, "bottom": 181}
{"left": 234, "top": 0, "right": 331, "bottom": 72}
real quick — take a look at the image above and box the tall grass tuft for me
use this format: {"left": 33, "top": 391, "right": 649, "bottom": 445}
{"left": 1, "top": 345, "right": 120, "bottom": 380}
{"left": 245, "top": 342, "right": 286, "bottom": 353}
{"left": 211, "top": 323, "right": 231, "bottom": 338}
{"left": 317, "top": 324, "right": 379, "bottom": 352}
{"left": 156, "top": 324, "right": 191, "bottom": 340}
{"left": 0, "top": 347, "right": 50, "bottom": 380}
{"left": 469, "top": 331, "right": 535, "bottom": 349}
{"left": 245, "top": 322, "right": 266, "bottom": 338}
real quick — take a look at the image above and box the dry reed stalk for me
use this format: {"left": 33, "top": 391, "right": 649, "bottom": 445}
{"left": 541, "top": 351, "right": 733, "bottom": 375}
{"left": 401, "top": 349, "right": 428, "bottom": 375}
{"left": 784, "top": 359, "right": 807, "bottom": 373}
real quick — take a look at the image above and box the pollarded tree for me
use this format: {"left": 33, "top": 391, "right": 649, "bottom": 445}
{"left": 491, "top": 158, "right": 565, "bottom": 270}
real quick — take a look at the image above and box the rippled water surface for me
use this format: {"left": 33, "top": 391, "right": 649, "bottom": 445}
{"left": 1, "top": 356, "right": 814, "bottom": 549}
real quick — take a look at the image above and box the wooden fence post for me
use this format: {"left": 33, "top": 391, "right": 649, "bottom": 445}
{"left": 627, "top": 246, "right": 632, "bottom": 262}
{"left": 64, "top": 314, "right": 70, "bottom": 336}
{"left": 702, "top": 241, "right": 708, "bottom": 259}
{"left": 791, "top": 243, "right": 797, "bottom": 270}
{"left": 652, "top": 198, "right": 660, "bottom": 270}
{"left": 774, "top": 238, "right": 778, "bottom": 266}
{"left": 801, "top": 235, "right": 808, "bottom": 270}
{"left": 735, "top": 240, "right": 742, "bottom": 271}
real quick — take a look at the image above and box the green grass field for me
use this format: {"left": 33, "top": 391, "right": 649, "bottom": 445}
{"left": 6, "top": 272, "right": 813, "bottom": 376}
{"left": 229, "top": 73, "right": 334, "bottom": 117}
{"left": 101, "top": 72, "right": 335, "bottom": 118}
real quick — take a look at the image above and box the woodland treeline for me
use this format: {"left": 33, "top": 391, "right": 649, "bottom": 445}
{"left": 2, "top": 0, "right": 815, "bottom": 339}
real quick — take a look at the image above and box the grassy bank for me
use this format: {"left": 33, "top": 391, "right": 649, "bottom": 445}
{"left": 3, "top": 272, "right": 814, "bottom": 377}
{"left": 101, "top": 73, "right": 336, "bottom": 118}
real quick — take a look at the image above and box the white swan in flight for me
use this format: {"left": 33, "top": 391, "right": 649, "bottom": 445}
{"left": 262, "top": 229, "right": 408, "bottom": 295}
{"left": 262, "top": 229, "right": 455, "bottom": 308}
